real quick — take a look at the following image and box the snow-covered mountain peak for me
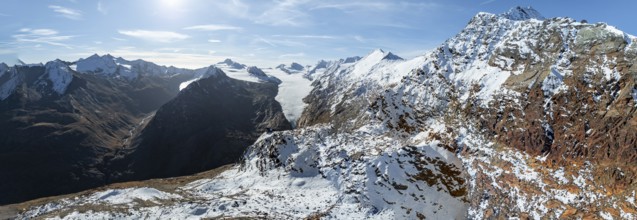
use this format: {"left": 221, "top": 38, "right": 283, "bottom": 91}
{"left": 367, "top": 48, "right": 386, "bottom": 57}
{"left": 44, "top": 59, "right": 74, "bottom": 95}
{"left": 218, "top": 59, "right": 246, "bottom": 69}
{"left": 203, "top": 66, "right": 222, "bottom": 77}
{"left": 500, "top": 6, "right": 545, "bottom": 21}
{"left": 362, "top": 49, "right": 403, "bottom": 62}
{"left": 355, "top": 49, "right": 402, "bottom": 71}
{"left": 76, "top": 53, "right": 119, "bottom": 75}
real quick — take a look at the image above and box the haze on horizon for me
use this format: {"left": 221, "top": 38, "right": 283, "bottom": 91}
{"left": 1, "top": 0, "right": 635, "bottom": 68}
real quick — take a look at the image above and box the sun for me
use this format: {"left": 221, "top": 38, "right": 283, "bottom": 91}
{"left": 160, "top": 0, "right": 182, "bottom": 8}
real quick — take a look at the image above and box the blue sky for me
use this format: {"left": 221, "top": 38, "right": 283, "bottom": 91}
{"left": 1, "top": 0, "right": 635, "bottom": 68}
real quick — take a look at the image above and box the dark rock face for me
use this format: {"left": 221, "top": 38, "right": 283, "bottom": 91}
{"left": 0, "top": 65, "right": 290, "bottom": 205}
{"left": 342, "top": 56, "right": 361, "bottom": 64}
{"left": 220, "top": 59, "right": 247, "bottom": 70}
{"left": 109, "top": 69, "right": 291, "bottom": 181}
{"left": 247, "top": 66, "right": 282, "bottom": 84}
{"left": 289, "top": 62, "right": 304, "bottom": 71}
{"left": 0, "top": 65, "right": 188, "bottom": 205}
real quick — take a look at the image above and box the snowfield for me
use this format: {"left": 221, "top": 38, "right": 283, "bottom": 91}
{"left": 263, "top": 68, "right": 314, "bottom": 126}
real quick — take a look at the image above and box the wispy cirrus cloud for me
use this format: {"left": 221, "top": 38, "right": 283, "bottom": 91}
{"left": 251, "top": 35, "right": 307, "bottom": 48}
{"left": 208, "top": 39, "right": 222, "bottom": 43}
{"left": 13, "top": 28, "right": 74, "bottom": 48}
{"left": 255, "top": 0, "right": 311, "bottom": 26}
{"left": 183, "top": 24, "right": 242, "bottom": 31}
{"left": 310, "top": 2, "right": 390, "bottom": 11}
{"left": 272, "top": 34, "right": 337, "bottom": 39}
{"left": 311, "top": 1, "right": 438, "bottom": 13}
{"left": 118, "top": 30, "right": 190, "bottom": 43}
{"left": 278, "top": 52, "right": 305, "bottom": 58}
{"left": 49, "top": 5, "right": 83, "bottom": 20}
{"left": 97, "top": 1, "right": 108, "bottom": 14}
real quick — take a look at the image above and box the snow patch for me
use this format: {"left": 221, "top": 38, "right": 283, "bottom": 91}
{"left": 89, "top": 187, "right": 181, "bottom": 205}
{"left": 541, "top": 67, "right": 568, "bottom": 98}
{"left": 632, "top": 88, "right": 637, "bottom": 107}
{"left": 0, "top": 69, "right": 20, "bottom": 100}
{"left": 45, "top": 60, "right": 74, "bottom": 95}
{"left": 552, "top": 167, "right": 569, "bottom": 184}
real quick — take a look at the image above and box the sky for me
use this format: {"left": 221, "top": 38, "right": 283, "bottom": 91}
{"left": 1, "top": 0, "right": 635, "bottom": 68}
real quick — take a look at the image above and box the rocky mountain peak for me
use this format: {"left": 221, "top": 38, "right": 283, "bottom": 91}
{"left": 363, "top": 49, "right": 402, "bottom": 61}
{"left": 342, "top": 56, "right": 362, "bottom": 63}
{"left": 219, "top": 58, "right": 246, "bottom": 69}
{"left": 383, "top": 52, "right": 403, "bottom": 61}
{"left": 500, "top": 6, "right": 545, "bottom": 21}
{"left": 289, "top": 62, "right": 304, "bottom": 71}
{"left": 276, "top": 63, "right": 306, "bottom": 74}
{"left": 1, "top": 62, "right": 10, "bottom": 72}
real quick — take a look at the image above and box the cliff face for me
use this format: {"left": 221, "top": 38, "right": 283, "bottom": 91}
{"left": 470, "top": 17, "right": 637, "bottom": 165}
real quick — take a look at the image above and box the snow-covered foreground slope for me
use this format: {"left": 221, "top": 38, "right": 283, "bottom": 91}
{"left": 19, "top": 124, "right": 468, "bottom": 219}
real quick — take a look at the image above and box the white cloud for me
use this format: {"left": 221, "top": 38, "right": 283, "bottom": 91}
{"left": 184, "top": 24, "right": 242, "bottom": 31}
{"left": 251, "top": 36, "right": 308, "bottom": 48}
{"left": 0, "top": 49, "right": 16, "bottom": 55}
{"left": 118, "top": 30, "right": 190, "bottom": 43}
{"left": 255, "top": 0, "right": 311, "bottom": 26}
{"left": 353, "top": 35, "right": 365, "bottom": 43}
{"left": 49, "top": 5, "right": 83, "bottom": 20}
{"left": 13, "top": 28, "right": 74, "bottom": 48}
{"left": 97, "top": 1, "right": 108, "bottom": 14}
{"left": 22, "top": 28, "right": 58, "bottom": 36}
{"left": 272, "top": 35, "right": 337, "bottom": 39}
{"left": 311, "top": 1, "right": 437, "bottom": 12}
{"left": 279, "top": 52, "right": 305, "bottom": 58}
{"left": 310, "top": 2, "right": 390, "bottom": 11}
{"left": 208, "top": 39, "right": 222, "bottom": 43}
{"left": 253, "top": 36, "right": 276, "bottom": 47}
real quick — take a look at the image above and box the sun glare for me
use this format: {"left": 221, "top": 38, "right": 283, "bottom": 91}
{"left": 160, "top": 0, "right": 182, "bottom": 8}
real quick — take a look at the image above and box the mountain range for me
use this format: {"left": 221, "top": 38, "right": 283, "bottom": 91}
{"left": 2, "top": 6, "right": 637, "bottom": 219}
